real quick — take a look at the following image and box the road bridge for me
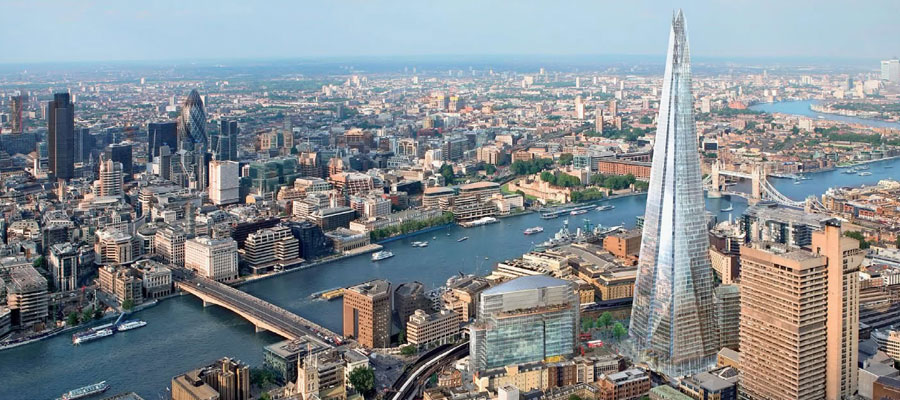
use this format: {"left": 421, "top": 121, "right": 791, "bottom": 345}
{"left": 174, "top": 269, "right": 340, "bottom": 346}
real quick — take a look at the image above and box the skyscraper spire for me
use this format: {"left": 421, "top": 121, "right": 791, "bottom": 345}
{"left": 628, "top": 10, "right": 718, "bottom": 376}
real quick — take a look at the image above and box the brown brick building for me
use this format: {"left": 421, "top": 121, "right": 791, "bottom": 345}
{"left": 343, "top": 279, "right": 392, "bottom": 348}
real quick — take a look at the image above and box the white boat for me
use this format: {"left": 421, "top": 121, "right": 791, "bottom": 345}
{"left": 115, "top": 320, "right": 147, "bottom": 332}
{"left": 72, "top": 328, "right": 114, "bottom": 345}
{"left": 371, "top": 251, "right": 394, "bottom": 261}
{"left": 457, "top": 237, "right": 469, "bottom": 242}
{"left": 720, "top": 206, "right": 733, "bottom": 212}
{"left": 411, "top": 241, "right": 429, "bottom": 247}
{"left": 524, "top": 226, "right": 544, "bottom": 235}
{"left": 60, "top": 381, "right": 109, "bottom": 400}
{"left": 596, "top": 205, "right": 614, "bottom": 211}
{"left": 570, "top": 210, "right": 588, "bottom": 216}
{"left": 858, "top": 171, "right": 872, "bottom": 176}
{"left": 460, "top": 216, "right": 499, "bottom": 227}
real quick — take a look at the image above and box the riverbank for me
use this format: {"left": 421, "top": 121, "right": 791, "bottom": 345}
{"left": 0, "top": 299, "right": 161, "bottom": 352}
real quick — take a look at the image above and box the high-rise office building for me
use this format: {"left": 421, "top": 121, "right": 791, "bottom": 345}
{"left": 628, "top": 11, "right": 719, "bottom": 377}
{"left": 213, "top": 119, "right": 239, "bottom": 161}
{"left": 108, "top": 142, "right": 133, "bottom": 182}
{"left": 813, "top": 222, "right": 862, "bottom": 400}
{"left": 595, "top": 109, "right": 603, "bottom": 134}
{"left": 209, "top": 160, "right": 240, "bottom": 205}
{"left": 178, "top": 90, "right": 208, "bottom": 188}
{"left": 98, "top": 157, "right": 124, "bottom": 197}
{"left": 574, "top": 95, "right": 585, "bottom": 119}
{"left": 48, "top": 92, "right": 75, "bottom": 181}
{"left": 9, "top": 94, "right": 24, "bottom": 134}
{"left": 739, "top": 242, "right": 827, "bottom": 400}
{"left": 343, "top": 279, "right": 392, "bottom": 348}
{"left": 881, "top": 59, "right": 900, "bottom": 83}
{"left": 171, "top": 357, "right": 250, "bottom": 400}
{"left": 155, "top": 225, "right": 186, "bottom": 267}
{"left": 148, "top": 122, "right": 177, "bottom": 161}
{"left": 48, "top": 243, "right": 79, "bottom": 292}
{"left": 469, "top": 275, "right": 579, "bottom": 372}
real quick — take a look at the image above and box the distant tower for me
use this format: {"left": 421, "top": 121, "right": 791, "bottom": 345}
{"left": 628, "top": 10, "right": 719, "bottom": 376}
{"left": 48, "top": 92, "right": 75, "bottom": 181}
{"left": 595, "top": 109, "right": 604, "bottom": 134}
{"left": 10, "top": 95, "right": 25, "bottom": 134}
{"left": 148, "top": 122, "right": 177, "bottom": 161}
{"left": 98, "top": 156, "right": 124, "bottom": 197}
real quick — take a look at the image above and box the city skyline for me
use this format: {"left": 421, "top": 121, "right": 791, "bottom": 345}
{"left": 2, "top": 1, "right": 900, "bottom": 64}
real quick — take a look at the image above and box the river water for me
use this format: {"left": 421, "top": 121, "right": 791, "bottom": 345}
{"left": 2, "top": 102, "right": 899, "bottom": 399}
{"left": 749, "top": 100, "right": 900, "bottom": 130}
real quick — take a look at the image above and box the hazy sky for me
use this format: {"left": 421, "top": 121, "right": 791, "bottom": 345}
{"left": 2, "top": 0, "right": 898, "bottom": 64}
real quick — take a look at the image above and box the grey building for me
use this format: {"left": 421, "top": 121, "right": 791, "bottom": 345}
{"left": 48, "top": 92, "right": 75, "bottom": 180}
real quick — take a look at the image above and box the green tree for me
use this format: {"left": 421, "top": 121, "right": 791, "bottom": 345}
{"left": 122, "top": 299, "right": 135, "bottom": 311}
{"left": 398, "top": 330, "right": 406, "bottom": 344}
{"left": 844, "top": 231, "right": 871, "bottom": 250}
{"left": 485, "top": 164, "right": 497, "bottom": 175}
{"left": 612, "top": 322, "right": 627, "bottom": 341}
{"left": 81, "top": 307, "right": 94, "bottom": 322}
{"left": 66, "top": 312, "right": 80, "bottom": 326}
{"left": 250, "top": 368, "right": 277, "bottom": 388}
{"left": 558, "top": 153, "right": 574, "bottom": 166}
{"left": 349, "top": 366, "right": 376, "bottom": 397}
{"left": 400, "top": 345, "right": 417, "bottom": 356}
{"left": 598, "top": 312, "right": 614, "bottom": 330}
{"left": 259, "top": 393, "right": 273, "bottom": 400}
{"left": 32, "top": 256, "right": 45, "bottom": 269}
{"left": 439, "top": 163, "right": 455, "bottom": 185}
{"left": 569, "top": 395, "right": 583, "bottom": 400}
{"left": 93, "top": 308, "right": 103, "bottom": 320}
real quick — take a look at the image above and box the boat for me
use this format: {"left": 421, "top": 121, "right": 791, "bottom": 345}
{"left": 460, "top": 216, "right": 499, "bottom": 227}
{"left": 60, "top": 381, "right": 109, "bottom": 400}
{"left": 457, "top": 237, "right": 469, "bottom": 242}
{"left": 885, "top": 165, "right": 894, "bottom": 169}
{"left": 371, "top": 251, "right": 394, "bottom": 261}
{"left": 595, "top": 205, "right": 614, "bottom": 211}
{"left": 432, "top": 236, "right": 437, "bottom": 239}
{"left": 858, "top": 171, "right": 872, "bottom": 176}
{"left": 320, "top": 288, "right": 344, "bottom": 300}
{"left": 72, "top": 327, "right": 114, "bottom": 345}
{"left": 793, "top": 180, "right": 801, "bottom": 184}
{"left": 720, "top": 205, "right": 733, "bottom": 212}
{"left": 115, "top": 320, "right": 147, "bottom": 332}
{"left": 524, "top": 226, "right": 544, "bottom": 235}
{"left": 411, "top": 241, "right": 429, "bottom": 247}
{"left": 570, "top": 210, "right": 588, "bottom": 216}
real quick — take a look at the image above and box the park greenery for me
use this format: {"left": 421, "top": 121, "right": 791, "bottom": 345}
{"left": 510, "top": 158, "right": 554, "bottom": 176}
{"left": 570, "top": 188, "right": 605, "bottom": 203}
{"left": 400, "top": 345, "right": 417, "bottom": 356}
{"left": 581, "top": 312, "right": 628, "bottom": 341}
{"left": 590, "top": 173, "right": 637, "bottom": 190}
{"left": 369, "top": 212, "right": 455, "bottom": 242}
{"left": 558, "top": 153, "right": 574, "bottom": 166}
{"left": 540, "top": 171, "right": 581, "bottom": 188}
{"left": 815, "top": 126, "right": 900, "bottom": 146}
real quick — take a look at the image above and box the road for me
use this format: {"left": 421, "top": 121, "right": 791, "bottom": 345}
{"left": 173, "top": 268, "right": 341, "bottom": 348}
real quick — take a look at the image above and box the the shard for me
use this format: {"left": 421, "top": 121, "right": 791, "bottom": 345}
{"left": 628, "top": 10, "right": 718, "bottom": 376}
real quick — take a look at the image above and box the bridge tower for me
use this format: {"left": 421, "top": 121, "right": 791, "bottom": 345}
{"left": 708, "top": 160, "right": 722, "bottom": 198}
{"left": 750, "top": 164, "right": 764, "bottom": 203}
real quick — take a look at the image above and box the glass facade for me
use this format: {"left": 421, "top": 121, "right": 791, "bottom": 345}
{"left": 247, "top": 158, "right": 300, "bottom": 194}
{"left": 469, "top": 275, "right": 578, "bottom": 371}
{"left": 628, "top": 11, "right": 718, "bottom": 377}
{"left": 179, "top": 89, "right": 207, "bottom": 152}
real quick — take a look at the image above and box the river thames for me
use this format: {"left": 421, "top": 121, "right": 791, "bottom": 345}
{"left": 2, "top": 103, "right": 899, "bottom": 399}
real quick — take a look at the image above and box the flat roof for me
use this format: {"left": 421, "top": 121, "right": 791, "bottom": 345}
{"left": 482, "top": 275, "right": 568, "bottom": 296}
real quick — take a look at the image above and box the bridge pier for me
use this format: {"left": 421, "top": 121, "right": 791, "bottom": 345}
{"left": 254, "top": 325, "right": 267, "bottom": 333}
{"left": 202, "top": 300, "right": 210, "bottom": 308}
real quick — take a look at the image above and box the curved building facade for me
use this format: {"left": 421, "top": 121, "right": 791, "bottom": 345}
{"left": 179, "top": 89, "right": 207, "bottom": 152}
{"left": 628, "top": 10, "right": 718, "bottom": 376}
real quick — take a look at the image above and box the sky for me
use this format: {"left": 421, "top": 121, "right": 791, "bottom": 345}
{"left": 1, "top": 0, "right": 899, "bottom": 64}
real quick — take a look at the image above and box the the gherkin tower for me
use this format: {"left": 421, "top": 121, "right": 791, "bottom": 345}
{"left": 179, "top": 89, "right": 207, "bottom": 152}
{"left": 628, "top": 10, "right": 718, "bottom": 376}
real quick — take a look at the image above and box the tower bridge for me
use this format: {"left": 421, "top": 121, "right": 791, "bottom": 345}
{"left": 704, "top": 160, "right": 827, "bottom": 212}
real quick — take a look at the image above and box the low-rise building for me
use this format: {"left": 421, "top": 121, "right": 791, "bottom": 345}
{"left": 263, "top": 337, "right": 325, "bottom": 383}
{"left": 596, "top": 368, "right": 650, "bottom": 400}
{"left": 171, "top": 357, "right": 250, "bottom": 400}
{"left": 407, "top": 309, "right": 460, "bottom": 349}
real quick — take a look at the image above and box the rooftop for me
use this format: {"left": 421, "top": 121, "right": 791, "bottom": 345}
{"left": 347, "top": 279, "right": 391, "bottom": 297}
{"left": 482, "top": 275, "right": 568, "bottom": 296}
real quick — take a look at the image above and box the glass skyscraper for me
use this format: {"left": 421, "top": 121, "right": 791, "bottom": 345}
{"left": 178, "top": 89, "right": 208, "bottom": 189}
{"left": 469, "top": 275, "right": 578, "bottom": 372}
{"left": 628, "top": 10, "right": 718, "bottom": 377}
{"left": 48, "top": 92, "right": 75, "bottom": 181}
